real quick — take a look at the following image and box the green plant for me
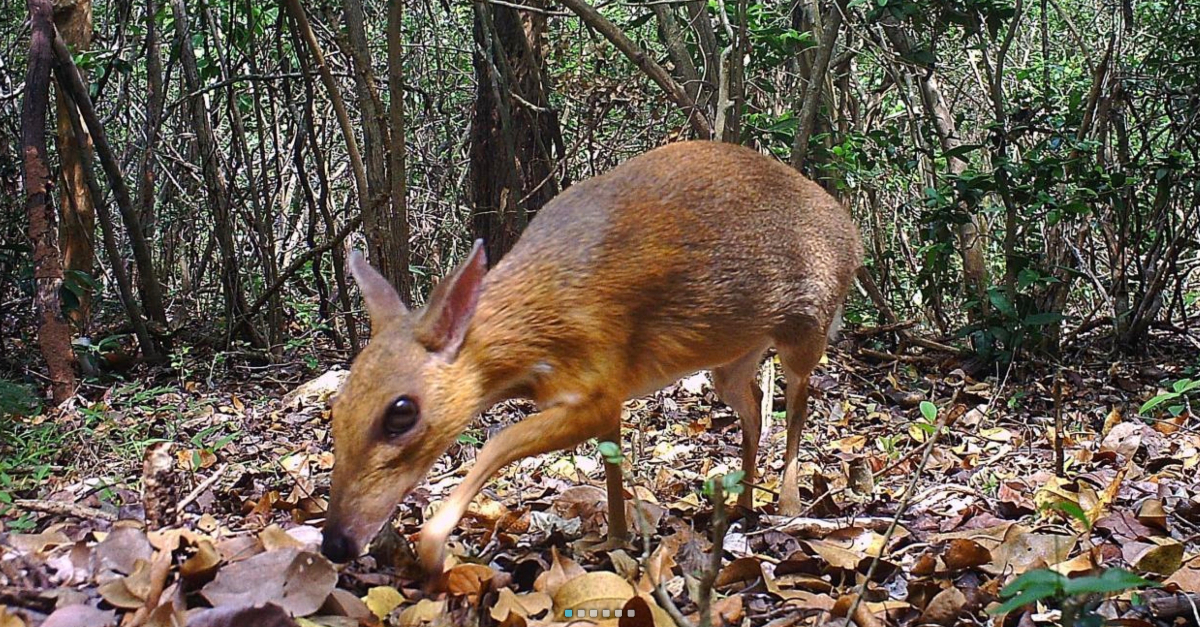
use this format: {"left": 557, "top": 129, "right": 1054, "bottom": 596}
{"left": 992, "top": 568, "right": 1155, "bottom": 625}
{"left": 702, "top": 470, "right": 746, "bottom": 498}
{"left": 0, "top": 379, "right": 41, "bottom": 417}
{"left": 1139, "top": 378, "right": 1200, "bottom": 418}
{"left": 597, "top": 440, "right": 622, "bottom": 464}
{"left": 457, "top": 430, "right": 483, "bottom": 447}
{"left": 915, "top": 400, "right": 940, "bottom": 435}
{"left": 876, "top": 433, "right": 902, "bottom": 459}
{"left": 188, "top": 423, "right": 240, "bottom": 468}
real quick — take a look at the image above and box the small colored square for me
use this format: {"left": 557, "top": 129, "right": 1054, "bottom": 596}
{"left": 564, "top": 609, "right": 572, "bottom": 617}
{"left": 628, "top": 609, "right": 636, "bottom": 617}
{"left": 590, "top": 609, "right": 598, "bottom": 617}
{"left": 615, "top": 610, "right": 623, "bottom": 617}
{"left": 603, "top": 609, "right": 611, "bottom": 617}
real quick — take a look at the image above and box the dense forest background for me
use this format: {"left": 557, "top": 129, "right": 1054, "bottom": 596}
{"left": 2, "top": 0, "right": 1196, "bottom": 403}
{"left": 1, "top": 0, "right": 1199, "bottom": 624}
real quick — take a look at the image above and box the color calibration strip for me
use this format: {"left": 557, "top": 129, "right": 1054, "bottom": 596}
{"left": 564, "top": 608, "right": 633, "bottom": 618}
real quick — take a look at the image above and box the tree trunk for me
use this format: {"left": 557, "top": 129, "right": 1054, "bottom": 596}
{"left": 342, "top": 0, "right": 409, "bottom": 298}
{"left": 882, "top": 23, "right": 989, "bottom": 319}
{"left": 387, "top": 0, "right": 411, "bottom": 306}
{"left": 469, "top": 0, "right": 564, "bottom": 264}
{"left": 791, "top": 0, "right": 845, "bottom": 170}
{"left": 52, "top": 33, "right": 160, "bottom": 361}
{"left": 53, "top": 0, "right": 94, "bottom": 331}
{"left": 133, "top": 0, "right": 170, "bottom": 333}
{"left": 170, "top": 0, "right": 263, "bottom": 348}
{"left": 24, "top": 0, "right": 77, "bottom": 403}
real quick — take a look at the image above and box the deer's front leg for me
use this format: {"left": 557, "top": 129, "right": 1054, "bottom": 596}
{"left": 418, "top": 394, "right": 622, "bottom": 574}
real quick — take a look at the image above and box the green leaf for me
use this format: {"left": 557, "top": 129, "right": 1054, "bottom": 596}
{"left": 943, "top": 143, "right": 984, "bottom": 160}
{"left": 597, "top": 441, "right": 622, "bottom": 464}
{"left": 1139, "top": 391, "right": 1180, "bottom": 415}
{"left": 987, "top": 289, "right": 1018, "bottom": 319}
{"left": 1000, "top": 568, "right": 1066, "bottom": 597}
{"left": 990, "top": 585, "right": 1062, "bottom": 615}
{"left": 919, "top": 401, "right": 937, "bottom": 423}
{"left": 1023, "top": 312, "right": 1064, "bottom": 326}
{"left": 1172, "top": 378, "right": 1198, "bottom": 394}
{"left": 1061, "top": 568, "right": 1156, "bottom": 596}
{"left": 1052, "top": 501, "right": 1091, "bottom": 530}
{"left": 722, "top": 470, "right": 746, "bottom": 495}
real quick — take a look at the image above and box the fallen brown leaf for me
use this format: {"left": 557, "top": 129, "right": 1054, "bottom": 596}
{"left": 918, "top": 587, "right": 966, "bottom": 626}
{"left": 41, "top": 605, "right": 116, "bottom": 627}
{"left": 201, "top": 549, "right": 336, "bottom": 616}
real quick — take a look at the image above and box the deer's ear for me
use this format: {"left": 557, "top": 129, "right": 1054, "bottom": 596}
{"left": 416, "top": 240, "right": 487, "bottom": 358}
{"left": 350, "top": 251, "right": 408, "bottom": 326}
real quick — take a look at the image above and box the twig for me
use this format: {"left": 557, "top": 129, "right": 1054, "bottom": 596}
{"left": 843, "top": 403, "right": 950, "bottom": 623}
{"left": 858, "top": 347, "right": 938, "bottom": 364}
{"left": 850, "top": 320, "right": 918, "bottom": 337}
{"left": 176, "top": 463, "right": 228, "bottom": 514}
{"left": 12, "top": 498, "right": 117, "bottom": 522}
{"left": 1053, "top": 370, "right": 1064, "bottom": 478}
{"left": 625, "top": 450, "right": 694, "bottom": 627}
{"left": 696, "top": 481, "right": 727, "bottom": 627}
{"left": 752, "top": 516, "right": 897, "bottom": 537}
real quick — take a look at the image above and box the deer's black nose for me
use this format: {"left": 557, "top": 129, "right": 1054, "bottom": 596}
{"left": 321, "top": 527, "right": 357, "bottom": 563}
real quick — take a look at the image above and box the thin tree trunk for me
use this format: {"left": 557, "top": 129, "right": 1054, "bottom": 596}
{"left": 133, "top": 0, "right": 170, "bottom": 333}
{"left": 288, "top": 13, "right": 360, "bottom": 350}
{"left": 883, "top": 23, "right": 990, "bottom": 318}
{"left": 469, "top": 0, "right": 564, "bottom": 264}
{"left": 557, "top": 0, "right": 713, "bottom": 138}
{"left": 200, "top": 3, "right": 280, "bottom": 352}
{"left": 52, "top": 0, "right": 94, "bottom": 331}
{"left": 23, "top": 0, "right": 77, "bottom": 403}
{"left": 791, "top": 0, "right": 844, "bottom": 170}
{"left": 283, "top": 0, "right": 371, "bottom": 256}
{"left": 55, "top": 57, "right": 158, "bottom": 363}
{"left": 170, "top": 0, "right": 264, "bottom": 348}
{"left": 686, "top": 0, "right": 720, "bottom": 116}
{"left": 651, "top": 4, "right": 701, "bottom": 105}
{"left": 387, "top": 0, "right": 411, "bottom": 305}
{"left": 342, "top": 0, "right": 408, "bottom": 295}
{"left": 51, "top": 31, "right": 165, "bottom": 359}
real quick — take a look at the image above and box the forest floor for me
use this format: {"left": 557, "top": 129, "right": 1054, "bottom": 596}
{"left": 2, "top": 332, "right": 1200, "bottom": 627}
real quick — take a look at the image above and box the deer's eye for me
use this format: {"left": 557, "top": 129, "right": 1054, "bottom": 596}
{"left": 383, "top": 396, "right": 420, "bottom": 437}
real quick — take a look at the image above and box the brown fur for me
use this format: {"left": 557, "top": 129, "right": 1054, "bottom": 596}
{"left": 323, "top": 140, "right": 862, "bottom": 573}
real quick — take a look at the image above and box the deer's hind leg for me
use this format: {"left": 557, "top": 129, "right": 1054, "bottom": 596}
{"left": 711, "top": 345, "right": 768, "bottom": 509}
{"left": 774, "top": 325, "right": 828, "bottom": 516}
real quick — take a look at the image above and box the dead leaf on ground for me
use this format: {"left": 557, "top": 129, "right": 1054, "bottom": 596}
{"left": 942, "top": 538, "right": 992, "bottom": 572}
{"left": 41, "top": 605, "right": 116, "bottom": 627}
{"left": 188, "top": 603, "right": 299, "bottom": 627}
{"left": 201, "top": 548, "right": 336, "bottom": 616}
{"left": 490, "top": 588, "right": 552, "bottom": 622}
{"left": 918, "top": 587, "right": 967, "bottom": 626}
{"left": 1122, "top": 537, "right": 1184, "bottom": 576}
{"left": 445, "top": 563, "right": 497, "bottom": 603}
{"left": 985, "top": 528, "right": 1076, "bottom": 575}
{"left": 395, "top": 599, "right": 446, "bottom": 626}
{"left": 363, "top": 587, "right": 405, "bottom": 620}
{"left": 552, "top": 570, "right": 634, "bottom": 620}
{"left": 534, "top": 547, "right": 586, "bottom": 597}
